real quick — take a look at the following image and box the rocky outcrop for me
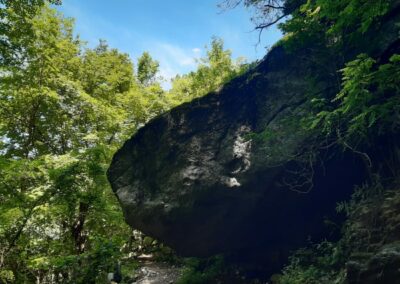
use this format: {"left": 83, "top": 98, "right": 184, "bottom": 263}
{"left": 107, "top": 9, "right": 400, "bottom": 275}
{"left": 107, "top": 45, "right": 364, "bottom": 272}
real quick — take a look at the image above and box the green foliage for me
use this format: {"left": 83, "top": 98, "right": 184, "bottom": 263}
{"left": 278, "top": 176, "right": 400, "bottom": 284}
{"left": 0, "top": 4, "right": 173, "bottom": 282}
{"left": 80, "top": 40, "right": 135, "bottom": 100}
{"left": 168, "top": 37, "right": 248, "bottom": 104}
{"left": 241, "top": 0, "right": 399, "bottom": 179}
{"left": 309, "top": 54, "right": 400, "bottom": 145}
{"left": 0, "top": 151, "right": 131, "bottom": 282}
{"left": 137, "top": 51, "right": 160, "bottom": 86}
{"left": 278, "top": 241, "right": 346, "bottom": 284}
{"left": 277, "top": 1, "right": 398, "bottom": 149}
{"left": 233, "top": 2, "right": 400, "bottom": 280}
{"left": 5, "top": 0, "right": 397, "bottom": 282}
{"left": 279, "top": 0, "right": 391, "bottom": 49}
{"left": 177, "top": 256, "right": 225, "bottom": 284}
{"left": 314, "top": 0, "right": 389, "bottom": 35}
{"left": 0, "top": 2, "right": 245, "bottom": 282}
{"left": 336, "top": 178, "right": 384, "bottom": 217}
{"left": 0, "top": 0, "right": 62, "bottom": 67}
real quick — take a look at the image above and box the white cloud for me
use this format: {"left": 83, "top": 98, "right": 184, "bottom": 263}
{"left": 158, "top": 43, "right": 196, "bottom": 67}
{"left": 158, "top": 65, "right": 178, "bottom": 90}
{"left": 60, "top": 3, "right": 201, "bottom": 90}
{"left": 192, "top": 47, "right": 202, "bottom": 54}
{"left": 145, "top": 42, "right": 203, "bottom": 90}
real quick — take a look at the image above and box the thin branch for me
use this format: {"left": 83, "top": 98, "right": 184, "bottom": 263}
{"left": 255, "top": 12, "right": 287, "bottom": 30}
{"left": 4, "top": 188, "right": 55, "bottom": 254}
{"left": 336, "top": 128, "right": 372, "bottom": 168}
{"left": 217, "top": 0, "right": 242, "bottom": 13}
{"left": 255, "top": 13, "right": 288, "bottom": 44}
{"left": 263, "top": 4, "right": 285, "bottom": 10}
{"left": 283, "top": 153, "right": 315, "bottom": 194}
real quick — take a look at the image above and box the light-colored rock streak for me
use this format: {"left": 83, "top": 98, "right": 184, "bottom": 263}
{"left": 232, "top": 125, "right": 252, "bottom": 174}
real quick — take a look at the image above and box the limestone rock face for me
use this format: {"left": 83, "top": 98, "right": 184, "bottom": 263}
{"left": 107, "top": 46, "right": 364, "bottom": 269}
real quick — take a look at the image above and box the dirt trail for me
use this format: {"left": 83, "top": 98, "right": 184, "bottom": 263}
{"left": 131, "top": 262, "right": 183, "bottom": 284}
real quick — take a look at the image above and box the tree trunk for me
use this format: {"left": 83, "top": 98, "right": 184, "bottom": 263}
{"left": 71, "top": 202, "right": 89, "bottom": 254}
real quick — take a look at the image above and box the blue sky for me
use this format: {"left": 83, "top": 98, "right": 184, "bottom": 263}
{"left": 58, "top": 0, "right": 282, "bottom": 88}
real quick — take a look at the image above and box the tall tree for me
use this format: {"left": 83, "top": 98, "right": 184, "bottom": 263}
{"left": 80, "top": 40, "right": 135, "bottom": 101}
{"left": 0, "top": 6, "right": 84, "bottom": 158}
{"left": 0, "top": 0, "right": 62, "bottom": 67}
{"left": 0, "top": 6, "right": 133, "bottom": 283}
{"left": 168, "top": 37, "right": 248, "bottom": 103}
{"left": 137, "top": 51, "right": 160, "bottom": 86}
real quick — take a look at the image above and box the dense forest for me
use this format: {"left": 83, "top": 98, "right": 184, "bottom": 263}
{"left": 1, "top": 0, "right": 400, "bottom": 283}
{"left": 0, "top": 1, "right": 247, "bottom": 282}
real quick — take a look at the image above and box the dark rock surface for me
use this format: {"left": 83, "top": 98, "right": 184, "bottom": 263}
{"left": 107, "top": 10, "right": 400, "bottom": 274}
{"left": 107, "top": 45, "right": 364, "bottom": 271}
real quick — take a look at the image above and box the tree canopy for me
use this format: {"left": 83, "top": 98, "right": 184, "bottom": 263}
{"left": 168, "top": 37, "right": 248, "bottom": 104}
{"left": 0, "top": 2, "right": 244, "bottom": 282}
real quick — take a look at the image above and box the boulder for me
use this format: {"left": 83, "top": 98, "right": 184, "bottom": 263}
{"left": 107, "top": 46, "right": 365, "bottom": 272}
{"left": 107, "top": 13, "right": 399, "bottom": 272}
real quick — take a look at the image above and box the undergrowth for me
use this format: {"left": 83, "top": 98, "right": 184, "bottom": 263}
{"left": 276, "top": 177, "right": 400, "bottom": 284}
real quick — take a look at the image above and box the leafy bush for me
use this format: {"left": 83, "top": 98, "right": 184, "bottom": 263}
{"left": 278, "top": 241, "right": 346, "bottom": 284}
{"left": 177, "top": 256, "right": 225, "bottom": 284}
